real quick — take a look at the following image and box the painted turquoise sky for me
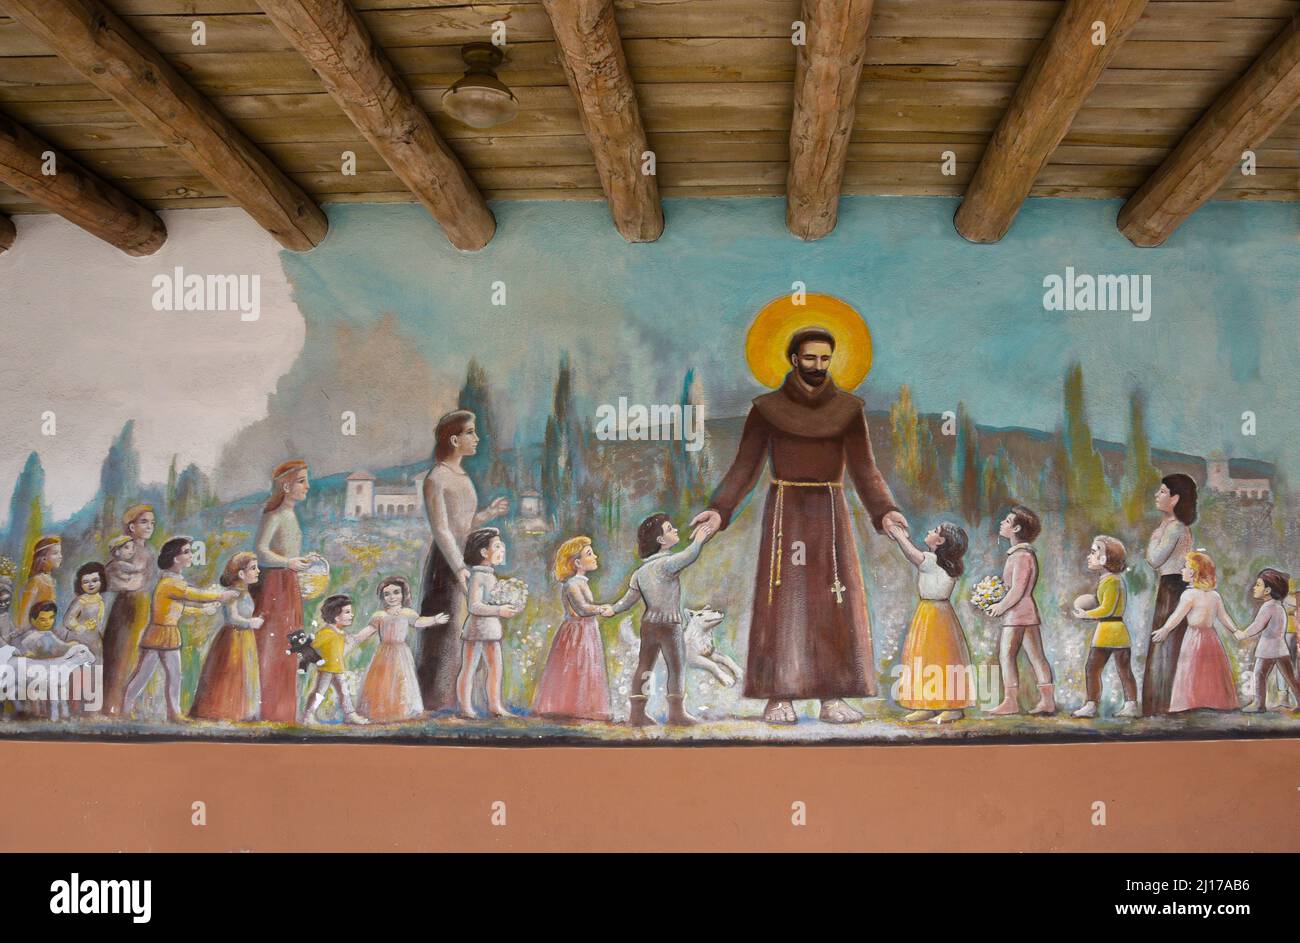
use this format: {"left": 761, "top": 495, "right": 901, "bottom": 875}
{"left": 280, "top": 195, "right": 1299, "bottom": 473}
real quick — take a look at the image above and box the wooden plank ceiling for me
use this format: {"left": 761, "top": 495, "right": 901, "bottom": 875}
{"left": 0, "top": 0, "right": 1296, "bottom": 220}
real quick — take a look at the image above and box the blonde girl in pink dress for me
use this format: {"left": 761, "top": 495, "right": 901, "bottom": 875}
{"left": 533, "top": 536, "right": 615, "bottom": 722}
{"left": 354, "top": 577, "right": 449, "bottom": 722}
{"left": 1153, "top": 551, "right": 1239, "bottom": 712}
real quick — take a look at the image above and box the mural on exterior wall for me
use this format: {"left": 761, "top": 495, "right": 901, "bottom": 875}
{"left": 0, "top": 196, "right": 1297, "bottom": 743}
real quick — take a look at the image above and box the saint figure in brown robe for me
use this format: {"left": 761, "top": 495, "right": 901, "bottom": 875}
{"left": 691, "top": 328, "right": 909, "bottom": 725}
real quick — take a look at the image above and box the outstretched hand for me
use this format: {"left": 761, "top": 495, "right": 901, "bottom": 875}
{"left": 690, "top": 509, "right": 721, "bottom": 542}
{"left": 881, "top": 510, "right": 909, "bottom": 542}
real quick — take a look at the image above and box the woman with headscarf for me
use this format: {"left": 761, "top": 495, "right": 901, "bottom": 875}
{"left": 253, "top": 460, "right": 316, "bottom": 724}
{"left": 102, "top": 506, "right": 158, "bottom": 716}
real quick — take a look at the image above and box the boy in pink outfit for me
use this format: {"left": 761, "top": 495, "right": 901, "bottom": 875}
{"left": 986, "top": 505, "right": 1056, "bottom": 715}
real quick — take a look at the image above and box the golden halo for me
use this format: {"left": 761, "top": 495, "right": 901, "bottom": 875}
{"left": 744, "top": 292, "right": 873, "bottom": 389}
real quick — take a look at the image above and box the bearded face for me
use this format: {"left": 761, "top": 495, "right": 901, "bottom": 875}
{"left": 792, "top": 340, "right": 833, "bottom": 387}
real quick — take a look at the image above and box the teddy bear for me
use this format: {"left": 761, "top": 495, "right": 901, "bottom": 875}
{"left": 285, "top": 629, "right": 325, "bottom": 674}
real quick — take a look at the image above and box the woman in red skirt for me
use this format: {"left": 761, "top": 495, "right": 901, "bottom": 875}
{"left": 253, "top": 460, "right": 314, "bottom": 724}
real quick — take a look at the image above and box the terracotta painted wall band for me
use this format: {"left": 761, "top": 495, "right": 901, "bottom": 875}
{"left": 0, "top": 112, "right": 166, "bottom": 256}
{"left": 542, "top": 0, "right": 663, "bottom": 243}
{"left": 0, "top": 0, "right": 327, "bottom": 252}
{"left": 257, "top": 0, "right": 495, "bottom": 252}
{"left": 786, "top": 0, "right": 875, "bottom": 241}
{"left": 1118, "top": 16, "right": 1300, "bottom": 248}
{"left": 954, "top": 0, "right": 1149, "bottom": 244}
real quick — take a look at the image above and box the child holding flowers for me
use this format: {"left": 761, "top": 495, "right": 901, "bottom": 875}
{"left": 457, "top": 528, "right": 523, "bottom": 719}
{"left": 985, "top": 506, "right": 1055, "bottom": 716}
{"left": 533, "top": 536, "right": 615, "bottom": 722}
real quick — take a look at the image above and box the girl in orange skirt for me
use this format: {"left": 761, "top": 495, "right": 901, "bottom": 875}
{"left": 887, "top": 521, "right": 974, "bottom": 724}
{"left": 190, "top": 552, "right": 264, "bottom": 722}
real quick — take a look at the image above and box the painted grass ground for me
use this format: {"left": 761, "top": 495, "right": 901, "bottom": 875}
{"left": 5, "top": 699, "right": 1298, "bottom": 745}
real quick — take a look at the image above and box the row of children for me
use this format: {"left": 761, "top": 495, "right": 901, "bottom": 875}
{"left": 4, "top": 500, "right": 1297, "bottom": 727}
{"left": 885, "top": 503, "right": 1298, "bottom": 723}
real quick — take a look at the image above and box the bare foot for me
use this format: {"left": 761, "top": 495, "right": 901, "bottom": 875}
{"left": 763, "top": 699, "right": 797, "bottom": 725}
{"left": 819, "top": 699, "right": 863, "bottom": 724}
{"left": 903, "top": 709, "right": 936, "bottom": 723}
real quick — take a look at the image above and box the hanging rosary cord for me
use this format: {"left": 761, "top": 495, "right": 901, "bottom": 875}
{"left": 768, "top": 480, "right": 844, "bottom": 605}
{"left": 768, "top": 483, "right": 785, "bottom": 605}
{"left": 828, "top": 486, "right": 843, "bottom": 605}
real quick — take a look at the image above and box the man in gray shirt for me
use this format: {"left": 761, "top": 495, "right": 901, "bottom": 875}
{"left": 609, "top": 513, "right": 709, "bottom": 726}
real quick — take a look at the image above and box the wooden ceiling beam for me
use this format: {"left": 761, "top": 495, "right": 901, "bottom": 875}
{"left": 1119, "top": 15, "right": 1300, "bottom": 247}
{"left": 257, "top": 0, "right": 494, "bottom": 251}
{"left": 954, "top": 0, "right": 1149, "bottom": 243}
{"left": 541, "top": 0, "right": 662, "bottom": 242}
{"left": 786, "top": 0, "right": 875, "bottom": 240}
{"left": 0, "top": 111, "right": 165, "bottom": 255}
{"left": 0, "top": 0, "right": 327, "bottom": 251}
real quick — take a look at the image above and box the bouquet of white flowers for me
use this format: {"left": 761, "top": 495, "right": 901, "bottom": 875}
{"left": 488, "top": 577, "right": 529, "bottom": 611}
{"left": 969, "top": 575, "right": 1008, "bottom": 614}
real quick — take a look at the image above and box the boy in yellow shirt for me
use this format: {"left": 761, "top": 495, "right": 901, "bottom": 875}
{"left": 305, "top": 594, "right": 367, "bottom": 726}
{"left": 1071, "top": 535, "right": 1140, "bottom": 719}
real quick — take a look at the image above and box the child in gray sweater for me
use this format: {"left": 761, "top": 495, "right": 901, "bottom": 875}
{"left": 609, "top": 513, "right": 708, "bottom": 726}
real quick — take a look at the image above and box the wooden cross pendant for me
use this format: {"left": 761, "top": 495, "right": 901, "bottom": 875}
{"left": 831, "top": 579, "right": 845, "bottom": 604}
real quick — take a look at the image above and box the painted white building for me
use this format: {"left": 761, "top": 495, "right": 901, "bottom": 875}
{"left": 344, "top": 469, "right": 429, "bottom": 519}
{"left": 1205, "top": 455, "right": 1272, "bottom": 501}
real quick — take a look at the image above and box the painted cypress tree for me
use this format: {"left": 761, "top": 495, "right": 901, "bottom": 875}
{"left": 675, "top": 368, "right": 710, "bottom": 506}
{"left": 166, "top": 455, "right": 179, "bottom": 517}
{"left": 982, "top": 446, "right": 1015, "bottom": 524}
{"left": 173, "top": 463, "right": 210, "bottom": 524}
{"left": 890, "top": 384, "right": 942, "bottom": 507}
{"left": 541, "top": 353, "right": 585, "bottom": 531}
{"left": 949, "top": 403, "right": 982, "bottom": 524}
{"left": 18, "top": 495, "right": 43, "bottom": 587}
{"left": 98, "top": 420, "right": 141, "bottom": 537}
{"left": 1120, "top": 389, "right": 1162, "bottom": 525}
{"left": 1062, "top": 363, "right": 1116, "bottom": 529}
{"left": 458, "top": 358, "right": 501, "bottom": 492}
{"left": 6, "top": 452, "right": 44, "bottom": 559}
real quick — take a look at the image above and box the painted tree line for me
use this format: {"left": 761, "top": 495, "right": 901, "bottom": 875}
{"left": 889, "top": 363, "right": 1172, "bottom": 536}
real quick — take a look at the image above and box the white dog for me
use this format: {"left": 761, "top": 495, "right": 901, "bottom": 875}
{"left": 615, "top": 606, "right": 741, "bottom": 690}
{"left": 682, "top": 607, "right": 742, "bottom": 687}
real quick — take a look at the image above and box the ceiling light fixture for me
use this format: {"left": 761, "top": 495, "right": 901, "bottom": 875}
{"left": 441, "top": 43, "right": 519, "bottom": 129}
